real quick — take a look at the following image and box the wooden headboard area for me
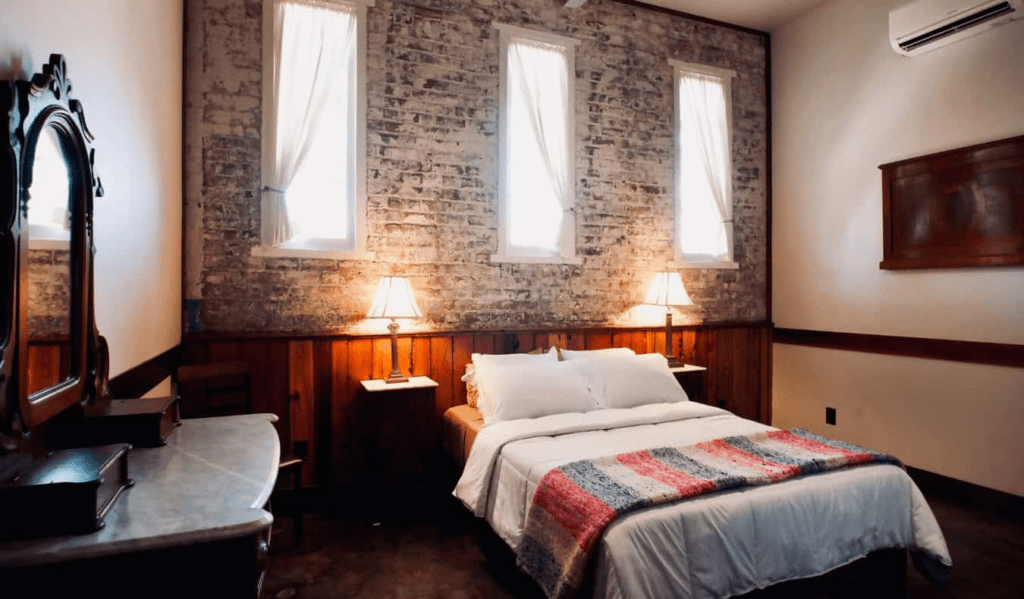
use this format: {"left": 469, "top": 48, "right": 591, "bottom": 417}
{"left": 172, "top": 322, "right": 771, "bottom": 489}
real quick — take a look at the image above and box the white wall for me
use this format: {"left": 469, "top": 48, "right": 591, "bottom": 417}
{"left": 772, "top": 0, "right": 1024, "bottom": 496}
{"left": 1, "top": 0, "right": 183, "bottom": 378}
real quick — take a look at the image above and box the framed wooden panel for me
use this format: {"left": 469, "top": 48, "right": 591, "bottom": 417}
{"left": 880, "top": 134, "right": 1024, "bottom": 270}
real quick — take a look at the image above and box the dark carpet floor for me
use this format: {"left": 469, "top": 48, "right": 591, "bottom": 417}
{"left": 262, "top": 490, "right": 1024, "bottom": 599}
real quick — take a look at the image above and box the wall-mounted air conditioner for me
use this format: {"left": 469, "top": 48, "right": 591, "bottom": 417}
{"left": 889, "top": 0, "right": 1021, "bottom": 56}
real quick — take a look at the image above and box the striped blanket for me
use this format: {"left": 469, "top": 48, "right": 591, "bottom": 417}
{"left": 517, "top": 429, "right": 901, "bottom": 599}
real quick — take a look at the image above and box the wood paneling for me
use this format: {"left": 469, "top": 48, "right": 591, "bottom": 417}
{"left": 26, "top": 343, "right": 66, "bottom": 395}
{"left": 181, "top": 323, "right": 772, "bottom": 489}
{"left": 288, "top": 341, "right": 315, "bottom": 486}
{"left": 27, "top": 341, "right": 180, "bottom": 401}
{"left": 774, "top": 328, "right": 1024, "bottom": 369}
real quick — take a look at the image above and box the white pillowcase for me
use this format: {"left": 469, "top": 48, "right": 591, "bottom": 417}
{"left": 475, "top": 360, "right": 599, "bottom": 425}
{"left": 558, "top": 347, "right": 636, "bottom": 361}
{"left": 582, "top": 353, "right": 689, "bottom": 409}
{"left": 464, "top": 347, "right": 558, "bottom": 383}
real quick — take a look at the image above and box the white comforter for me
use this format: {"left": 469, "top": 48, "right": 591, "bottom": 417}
{"left": 455, "top": 402, "right": 951, "bottom": 599}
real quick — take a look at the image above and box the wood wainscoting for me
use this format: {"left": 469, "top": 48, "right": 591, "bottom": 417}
{"left": 26, "top": 342, "right": 180, "bottom": 398}
{"left": 182, "top": 322, "right": 772, "bottom": 490}
{"left": 26, "top": 340, "right": 71, "bottom": 395}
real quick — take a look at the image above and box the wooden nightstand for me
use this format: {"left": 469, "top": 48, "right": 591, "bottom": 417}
{"left": 671, "top": 365, "right": 707, "bottom": 404}
{"left": 360, "top": 377, "right": 438, "bottom": 490}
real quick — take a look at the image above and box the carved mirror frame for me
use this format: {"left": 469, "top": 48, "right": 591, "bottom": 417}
{"left": 1, "top": 55, "right": 108, "bottom": 452}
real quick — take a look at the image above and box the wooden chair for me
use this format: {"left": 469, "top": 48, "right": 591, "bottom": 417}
{"left": 176, "top": 362, "right": 306, "bottom": 545}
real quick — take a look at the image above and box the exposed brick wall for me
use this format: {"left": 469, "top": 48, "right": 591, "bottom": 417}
{"left": 27, "top": 249, "right": 70, "bottom": 338}
{"left": 184, "top": 0, "right": 768, "bottom": 334}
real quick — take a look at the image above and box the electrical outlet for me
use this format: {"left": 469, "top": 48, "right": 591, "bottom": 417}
{"left": 826, "top": 407, "right": 836, "bottom": 426}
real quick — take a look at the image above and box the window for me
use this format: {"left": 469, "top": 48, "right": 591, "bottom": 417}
{"left": 27, "top": 127, "right": 70, "bottom": 250}
{"left": 255, "top": 0, "right": 372, "bottom": 260}
{"left": 671, "top": 60, "right": 737, "bottom": 269}
{"left": 493, "top": 24, "right": 580, "bottom": 265}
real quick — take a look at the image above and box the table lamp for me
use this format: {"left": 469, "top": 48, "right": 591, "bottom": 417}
{"left": 367, "top": 276, "right": 424, "bottom": 383}
{"left": 644, "top": 272, "right": 694, "bottom": 368}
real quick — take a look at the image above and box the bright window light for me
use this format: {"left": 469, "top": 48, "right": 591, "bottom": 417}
{"left": 495, "top": 24, "right": 579, "bottom": 263}
{"left": 280, "top": 3, "right": 355, "bottom": 245}
{"left": 259, "top": 0, "right": 370, "bottom": 258}
{"left": 506, "top": 39, "right": 567, "bottom": 254}
{"left": 27, "top": 128, "right": 70, "bottom": 241}
{"left": 674, "top": 62, "right": 735, "bottom": 266}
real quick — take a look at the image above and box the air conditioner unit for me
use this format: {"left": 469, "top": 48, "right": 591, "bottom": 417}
{"left": 889, "top": 0, "right": 1021, "bottom": 56}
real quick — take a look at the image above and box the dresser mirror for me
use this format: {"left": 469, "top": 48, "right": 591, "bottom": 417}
{"left": 1, "top": 54, "right": 109, "bottom": 476}
{"left": 26, "top": 125, "right": 73, "bottom": 394}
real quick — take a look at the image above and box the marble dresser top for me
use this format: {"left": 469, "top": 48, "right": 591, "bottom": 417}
{"left": 0, "top": 413, "right": 280, "bottom": 568}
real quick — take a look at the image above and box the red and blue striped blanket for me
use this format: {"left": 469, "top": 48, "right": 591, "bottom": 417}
{"left": 516, "top": 429, "right": 901, "bottom": 599}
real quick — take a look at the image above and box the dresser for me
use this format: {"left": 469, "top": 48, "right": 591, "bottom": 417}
{"left": 0, "top": 414, "right": 280, "bottom": 599}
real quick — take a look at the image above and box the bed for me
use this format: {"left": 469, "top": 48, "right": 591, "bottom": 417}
{"left": 446, "top": 348, "right": 952, "bottom": 599}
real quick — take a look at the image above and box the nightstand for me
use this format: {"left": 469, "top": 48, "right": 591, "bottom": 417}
{"left": 671, "top": 365, "right": 707, "bottom": 404}
{"left": 360, "top": 377, "right": 438, "bottom": 490}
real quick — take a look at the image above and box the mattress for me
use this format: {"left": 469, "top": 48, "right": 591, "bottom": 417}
{"left": 442, "top": 403, "right": 484, "bottom": 470}
{"left": 453, "top": 401, "right": 951, "bottom": 599}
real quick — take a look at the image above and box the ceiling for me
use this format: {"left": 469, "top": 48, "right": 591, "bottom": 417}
{"left": 632, "top": 0, "right": 832, "bottom": 31}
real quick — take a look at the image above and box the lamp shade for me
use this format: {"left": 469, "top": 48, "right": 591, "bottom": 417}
{"left": 643, "top": 272, "right": 694, "bottom": 308}
{"left": 366, "top": 276, "right": 424, "bottom": 319}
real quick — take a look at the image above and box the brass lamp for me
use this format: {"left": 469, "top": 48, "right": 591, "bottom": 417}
{"left": 367, "top": 276, "right": 424, "bottom": 383}
{"left": 644, "top": 272, "right": 694, "bottom": 368}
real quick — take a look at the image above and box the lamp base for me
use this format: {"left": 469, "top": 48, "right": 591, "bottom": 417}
{"left": 384, "top": 370, "right": 409, "bottom": 384}
{"left": 385, "top": 319, "right": 409, "bottom": 384}
{"left": 665, "top": 355, "right": 684, "bottom": 368}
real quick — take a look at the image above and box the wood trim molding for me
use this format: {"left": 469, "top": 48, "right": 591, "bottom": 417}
{"left": 107, "top": 345, "right": 183, "bottom": 399}
{"left": 764, "top": 33, "right": 773, "bottom": 325}
{"left": 611, "top": 0, "right": 769, "bottom": 36}
{"left": 185, "top": 321, "right": 773, "bottom": 342}
{"left": 773, "top": 328, "right": 1024, "bottom": 369}
{"left": 907, "top": 466, "right": 1024, "bottom": 519}
{"left": 763, "top": 33, "right": 774, "bottom": 428}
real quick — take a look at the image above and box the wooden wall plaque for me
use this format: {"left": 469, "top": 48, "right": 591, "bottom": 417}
{"left": 879, "top": 135, "right": 1024, "bottom": 270}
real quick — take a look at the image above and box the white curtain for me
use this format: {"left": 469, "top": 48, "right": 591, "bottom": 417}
{"left": 262, "top": 0, "right": 356, "bottom": 246}
{"left": 678, "top": 71, "right": 731, "bottom": 261}
{"left": 505, "top": 37, "right": 571, "bottom": 255}
{"left": 27, "top": 127, "right": 72, "bottom": 236}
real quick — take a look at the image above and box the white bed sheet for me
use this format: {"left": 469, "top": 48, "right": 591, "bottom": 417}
{"left": 455, "top": 402, "right": 951, "bottom": 599}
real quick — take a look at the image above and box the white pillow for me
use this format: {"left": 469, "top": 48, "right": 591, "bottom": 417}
{"left": 475, "top": 360, "right": 599, "bottom": 425}
{"left": 558, "top": 347, "right": 636, "bottom": 361}
{"left": 583, "top": 353, "right": 688, "bottom": 409}
{"left": 464, "top": 347, "right": 558, "bottom": 383}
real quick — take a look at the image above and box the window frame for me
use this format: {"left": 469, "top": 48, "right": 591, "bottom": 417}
{"left": 28, "top": 224, "right": 70, "bottom": 250}
{"left": 669, "top": 59, "right": 739, "bottom": 271}
{"left": 491, "top": 23, "right": 581, "bottom": 266}
{"left": 253, "top": 0, "right": 374, "bottom": 261}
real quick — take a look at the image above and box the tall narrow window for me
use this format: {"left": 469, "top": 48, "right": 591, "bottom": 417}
{"left": 493, "top": 24, "right": 580, "bottom": 264}
{"left": 257, "top": 0, "right": 371, "bottom": 259}
{"left": 671, "top": 60, "right": 737, "bottom": 269}
{"left": 27, "top": 127, "right": 70, "bottom": 249}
